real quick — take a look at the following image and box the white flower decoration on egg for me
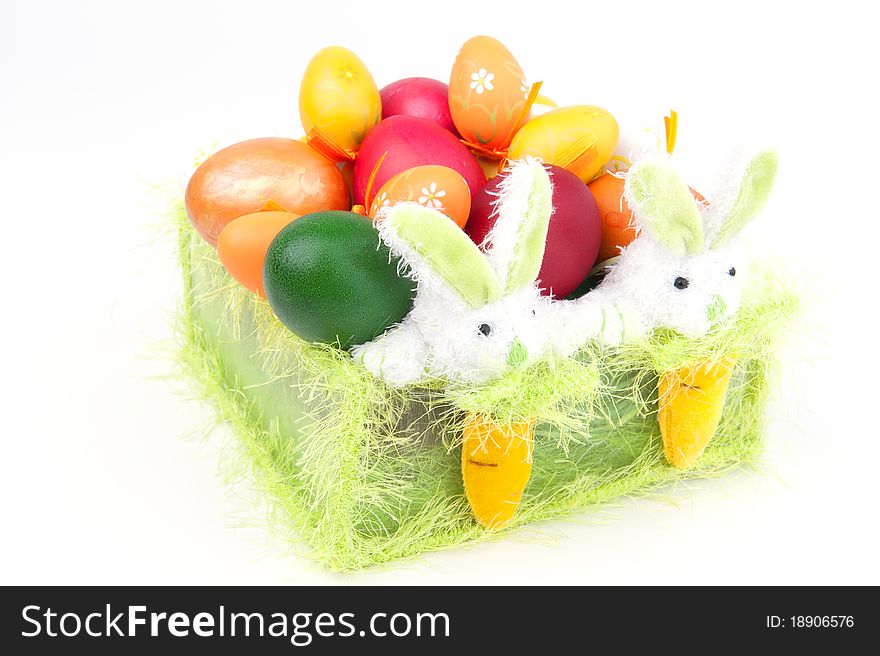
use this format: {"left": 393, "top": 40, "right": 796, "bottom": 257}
{"left": 418, "top": 182, "right": 446, "bottom": 210}
{"left": 371, "top": 191, "right": 391, "bottom": 215}
{"left": 470, "top": 68, "right": 495, "bottom": 94}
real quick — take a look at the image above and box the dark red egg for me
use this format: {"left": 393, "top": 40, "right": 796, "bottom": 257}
{"left": 467, "top": 164, "right": 601, "bottom": 298}
{"left": 353, "top": 115, "right": 485, "bottom": 206}
{"left": 380, "top": 77, "right": 460, "bottom": 136}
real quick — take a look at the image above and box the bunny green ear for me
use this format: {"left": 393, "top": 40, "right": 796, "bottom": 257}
{"left": 624, "top": 158, "right": 704, "bottom": 256}
{"left": 709, "top": 150, "right": 778, "bottom": 248}
{"left": 377, "top": 203, "right": 501, "bottom": 308}
{"left": 483, "top": 158, "right": 553, "bottom": 294}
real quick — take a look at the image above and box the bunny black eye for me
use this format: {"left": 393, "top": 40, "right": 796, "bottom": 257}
{"left": 728, "top": 267, "right": 736, "bottom": 277}
{"left": 673, "top": 276, "right": 690, "bottom": 290}
{"left": 477, "top": 323, "right": 492, "bottom": 337}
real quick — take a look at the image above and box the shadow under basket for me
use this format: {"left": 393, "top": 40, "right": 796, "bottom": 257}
{"left": 175, "top": 209, "right": 798, "bottom": 572}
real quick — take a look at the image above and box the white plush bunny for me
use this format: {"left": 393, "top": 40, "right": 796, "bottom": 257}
{"left": 553, "top": 150, "right": 779, "bottom": 351}
{"left": 353, "top": 151, "right": 778, "bottom": 386}
{"left": 352, "top": 158, "right": 556, "bottom": 385}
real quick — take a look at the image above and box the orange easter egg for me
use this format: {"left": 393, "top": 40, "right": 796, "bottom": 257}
{"left": 449, "top": 36, "right": 530, "bottom": 154}
{"left": 185, "top": 138, "right": 348, "bottom": 246}
{"left": 589, "top": 173, "right": 706, "bottom": 262}
{"left": 588, "top": 174, "right": 637, "bottom": 262}
{"left": 369, "top": 165, "right": 471, "bottom": 228}
{"left": 217, "top": 211, "right": 299, "bottom": 296}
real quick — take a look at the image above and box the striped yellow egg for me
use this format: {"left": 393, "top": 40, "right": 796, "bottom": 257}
{"left": 508, "top": 106, "right": 619, "bottom": 182}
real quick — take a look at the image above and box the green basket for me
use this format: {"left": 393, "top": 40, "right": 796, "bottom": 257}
{"left": 175, "top": 208, "right": 797, "bottom": 572}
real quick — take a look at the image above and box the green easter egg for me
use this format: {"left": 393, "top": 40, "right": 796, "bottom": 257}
{"left": 263, "top": 210, "right": 414, "bottom": 348}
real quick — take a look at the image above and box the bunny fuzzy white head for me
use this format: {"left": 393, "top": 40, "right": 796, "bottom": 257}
{"left": 353, "top": 151, "right": 779, "bottom": 386}
{"left": 353, "top": 158, "right": 555, "bottom": 386}
{"left": 576, "top": 150, "right": 779, "bottom": 342}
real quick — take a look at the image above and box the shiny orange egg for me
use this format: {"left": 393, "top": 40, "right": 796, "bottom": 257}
{"left": 185, "top": 138, "right": 348, "bottom": 246}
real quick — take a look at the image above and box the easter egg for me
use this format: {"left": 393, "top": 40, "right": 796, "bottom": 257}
{"left": 218, "top": 211, "right": 298, "bottom": 297}
{"left": 508, "top": 106, "right": 619, "bottom": 183}
{"left": 589, "top": 173, "right": 707, "bottom": 262}
{"left": 185, "top": 138, "right": 349, "bottom": 246}
{"left": 588, "top": 174, "right": 637, "bottom": 262}
{"left": 263, "top": 211, "right": 414, "bottom": 348}
{"left": 380, "top": 77, "right": 459, "bottom": 136}
{"left": 353, "top": 115, "right": 485, "bottom": 206}
{"left": 467, "top": 165, "right": 601, "bottom": 298}
{"left": 369, "top": 165, "right": 471, "bottom": 228}
{"left": 449, "top": 36, "right": 530, "bottom": 153}
{"left": 299, "top": 46, "right": 381, "bottom": 154}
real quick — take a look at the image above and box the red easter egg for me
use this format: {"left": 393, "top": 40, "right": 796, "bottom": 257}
{"left": 353, "top": 115, "right": 485, "bottom": 206}
{"left": 380, "top": 77, "right": 460, "bottom": 136}
{"left": 467, "top": 164, "right": 601, "bottom": 298}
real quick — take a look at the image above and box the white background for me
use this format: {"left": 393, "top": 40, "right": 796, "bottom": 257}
{"left": 1, "top": 0, "right": 877, "bottom": 585}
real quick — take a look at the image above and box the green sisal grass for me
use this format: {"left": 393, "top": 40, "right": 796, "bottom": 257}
{"left": 173, "top": 204, "right": 799, "bottom": 572}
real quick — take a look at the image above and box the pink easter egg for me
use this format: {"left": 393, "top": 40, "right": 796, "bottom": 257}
{"left": 380, "top": 77, "right": 460, "bottom": 136}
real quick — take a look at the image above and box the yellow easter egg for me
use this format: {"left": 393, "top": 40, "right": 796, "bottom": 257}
{"left": 369, "top": 165, "right": 471, "bottom": 228}
{"left": 299, "top": 46, "right": 381, "bottom": 155}
{"left": 449, "top": 36, "right": 530, "bottom": 155}
{"left": 508, "top": 106, "right": 619, "bottom": 183}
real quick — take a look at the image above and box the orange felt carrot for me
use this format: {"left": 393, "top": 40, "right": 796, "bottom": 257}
{"left": 461, "top": 413, "right": 534, "bottom": 529}
{"left": 658, "top": 356, "right": 737, "bottom": 469}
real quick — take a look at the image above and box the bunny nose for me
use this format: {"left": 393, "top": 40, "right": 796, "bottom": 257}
{"left": 707, "top": 294, "right": 728, "bottom": 323}
{"left": 506, "top": 338, "right": 529, "bottom": 368}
